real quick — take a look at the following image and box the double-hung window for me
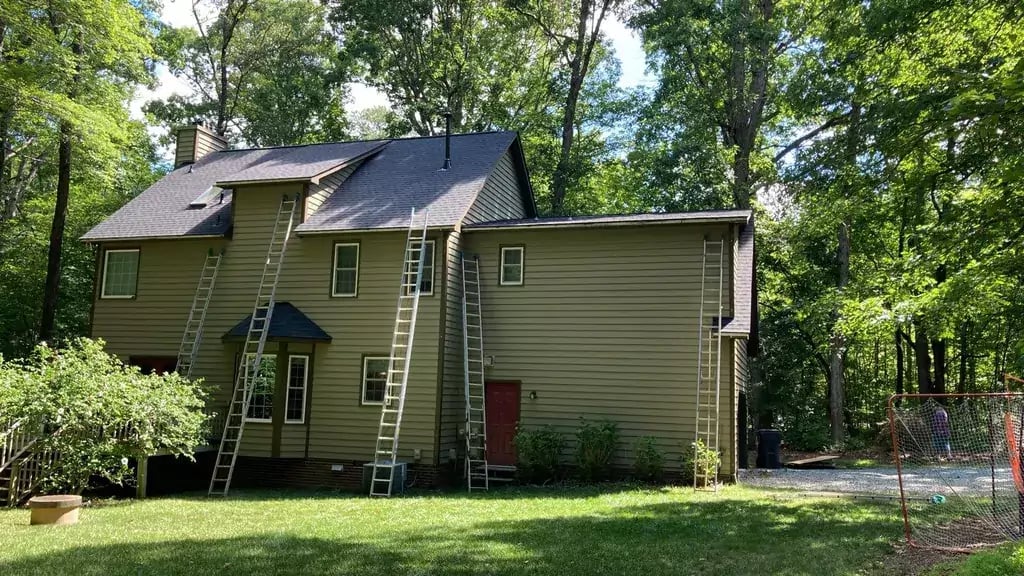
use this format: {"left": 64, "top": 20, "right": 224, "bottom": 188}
{"left": 244, "top": 354, "right": 277, "bottom": 422}
{"left": 403, "top": 240, "right": 435, "bottom": 296}
{"left": 361, "top": 357, "right": 389, "bottom": 405}
{"left": 500, "top": 246, "right": 524, "bottom": 286}
{"left": 332, "top": 243, "right": 359, "bottom": 297}
{"left": 101, "top": 249, "right": 140, "bottom": 299}
{"left": 285, "top": 355, "right": 309, "bottom": 424}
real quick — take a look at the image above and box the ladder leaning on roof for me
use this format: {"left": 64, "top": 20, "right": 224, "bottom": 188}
{"left": 370, "top": 208, "right": 430, "bottom": 497}
{"left": 208, "top": 194, "right": 299, "bottom": 497}
{"left": 693, "top": 235, "right": 725, "bottom": 491}
{"left": 176, "top": 249, "right": 224, "bottom": 380}
{"left": 461, "top": 253, "right": 489, "bottom": 491}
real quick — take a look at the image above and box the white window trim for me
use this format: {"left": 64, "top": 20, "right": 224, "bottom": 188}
{"left": 331, "top": 242, "right": 360, "bottom": 297}
{"left": 361, "top": 356, "right": 389, "bottom": 406}
{"left": 500, "top": 246, "right": 524, "bottom": 286}
{"left": 100, "top": 248, "right": 140, "bottom": 299}
{"left": 243, "top": 353, "right": 276, "bottom": 423}
{"left": 414, "top": 240, "right": 436, "bottom": 296}
{"left": 284, "top": 355, "right": 309, "bottom": 424}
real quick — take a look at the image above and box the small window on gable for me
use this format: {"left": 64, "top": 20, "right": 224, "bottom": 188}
{"left": 285, "top": 355, "right": 308, "bottom": 424}
{"left": 332, "top": 243, "right": 359, "bottom": 297}
{"left": 500, "top": 246, "right": 524, "bottom": 286}
{"left": 402, "top": 240, "right": 435, "bottom": 296}
{"left": 101, "top": 249, "right": 140, "bottom": 299}
{"left": 362, "top": 356, "right": 388, "bottom": 405}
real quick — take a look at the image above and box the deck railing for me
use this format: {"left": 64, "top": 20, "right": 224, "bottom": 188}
{"left": 1, "top": 420, "right": 40, "bottom": 472}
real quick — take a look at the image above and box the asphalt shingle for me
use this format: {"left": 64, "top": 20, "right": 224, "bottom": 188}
{"left": 216, "top": 141, "right": 386, "bottom": 186}
{"left": 222, "top": 302, "right": 331, "bottom": 343}
{"left": 722, "top": 220, "right": 754, "bottom": 335}
{"left": 296, "top": 131, "right": 519, "bottom": 232}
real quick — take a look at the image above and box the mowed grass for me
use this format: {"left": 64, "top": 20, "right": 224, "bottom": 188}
{"left": 0, "top": 485, "right": 907, "bottom": 576}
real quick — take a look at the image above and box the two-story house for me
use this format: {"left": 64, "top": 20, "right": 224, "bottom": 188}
{"left": 81, "top": 124, "right": 755, "bottom": 493}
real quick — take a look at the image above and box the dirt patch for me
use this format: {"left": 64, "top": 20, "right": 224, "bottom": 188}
{"left": 872, "top": 543, "right": 962, "bottom": 576}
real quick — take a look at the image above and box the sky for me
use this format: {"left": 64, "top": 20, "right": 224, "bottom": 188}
{"left": 131, "top": 1, "right": 654, "bottom": 123}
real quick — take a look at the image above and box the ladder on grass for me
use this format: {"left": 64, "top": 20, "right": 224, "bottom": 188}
{"left": 208, "top": 194, "right": 299, "bottom": 497}
{"left": 370, "top": 209, "right": 430, "bottom": 497}
{"left": 462, "top": 254, "right": 489, "bottom": 491}
{"left": 176, "top": 249, "right": 224, "bottom": 379}
{"left": 693, "top": 236, "right": 725, "bottom": 491}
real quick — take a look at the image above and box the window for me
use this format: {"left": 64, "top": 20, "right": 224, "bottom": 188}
{"left": 500, "top": 246, "right": 524, "bottom": 286}
{"left": 403, "top": 240, "right": 435, "bottom": 296}
{"left": 362, "top": 357, "right": 389, "bottom": 405}
{"left": 101, "top": 249, "right": 140, "bottom": 299}
{"left": 285, "top": 355, "right": 309, "bottom": 424}
{"left": 332, "top": 243, "right": 360, "bottom": 297}
{"left": 244, "top": 354, "right": 277, "bottom": 422}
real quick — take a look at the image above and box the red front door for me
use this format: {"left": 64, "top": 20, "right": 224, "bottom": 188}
{"left": 486, "top": 381, "right": 520, "bottom": 466}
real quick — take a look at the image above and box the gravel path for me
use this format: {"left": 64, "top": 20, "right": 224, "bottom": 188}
{"left": 738, "top": 466, "right": 1017, "bottom": 497}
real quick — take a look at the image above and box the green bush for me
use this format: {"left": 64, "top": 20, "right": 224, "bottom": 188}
{"left": 574, "top": 417, "right": 619, "bottom": 481}
{"left": 0, "top": 338, "right": 209, "bottom": 493}
{"left": 682, "top": 439, "right": 721, "bottom": 487}
{"left": 513, "top": 425, "right": 563, "bottom": 483}
{"left": 781, "top": 416, "right": 833, "bottom": 451}
{"left": 632, "top": 436, "right": 664, "bottom": 481}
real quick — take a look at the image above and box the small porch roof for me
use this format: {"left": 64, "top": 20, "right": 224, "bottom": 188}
{"left": 222, "top": 302, "right": 331, "bottom": 343}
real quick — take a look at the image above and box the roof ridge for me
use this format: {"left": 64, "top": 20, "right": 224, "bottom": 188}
{"left": 215, "top": 130, "right": 516, "bottom": 154}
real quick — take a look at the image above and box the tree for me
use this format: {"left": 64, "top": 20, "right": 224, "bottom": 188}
{"left": 511, "top": 0, "right": 620, "bottom": 215}
{"left": 0, "top": 339, "right": 208, "bottom": 493}
{"left": 147, "top": 0, "right": 349, "bottom": 145}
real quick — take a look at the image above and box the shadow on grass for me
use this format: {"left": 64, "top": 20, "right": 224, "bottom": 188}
{"left": 0, "top": 496, "right": 901, "bottom": 576}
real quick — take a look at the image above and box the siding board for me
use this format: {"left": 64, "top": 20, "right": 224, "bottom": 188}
{"left": 463, "top": 152, "right": 527, "bottom": 223}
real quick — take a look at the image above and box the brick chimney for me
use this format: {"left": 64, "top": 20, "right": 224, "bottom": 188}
{"left": 174, "top": 122, "right": 228, "bottom": 168}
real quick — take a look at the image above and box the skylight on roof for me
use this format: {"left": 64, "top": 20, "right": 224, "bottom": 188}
{"left": 188, "top": 186, "right": 231, "bottom": 209}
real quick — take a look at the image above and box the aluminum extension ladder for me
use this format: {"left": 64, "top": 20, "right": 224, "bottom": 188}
{"left": 461, "top": 254, "right": 488, "bottom": 491}
{"left": 693, "top": 236, "right": 725, "bottom": 490}
{"left": 176, "top": 249, "right": 224, "bottom": 379}
{"left": 370, "top": 208, "right": 430, "bottom": 497}
{"left": 208, "top": 195, "right": 298, "bottom": 496}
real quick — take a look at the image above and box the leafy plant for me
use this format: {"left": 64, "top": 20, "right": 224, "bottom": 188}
{"left": 0, "top": 338, "right": 209, "bottom": 493}
{"left": 683, "top": 439, "right": 721, "bottom": 487}
{"left": 513, "top": 425, "right": 563, "bottom": 483}
{"left": 632, "top": 436, "right": 664, "bottom": 481}
{"left": 574, "top": 417, "right": 619, "bottom": 481}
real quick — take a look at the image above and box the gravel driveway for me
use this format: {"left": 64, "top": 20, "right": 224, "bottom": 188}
{"left": 738, "top": 466, "right": 1016, "bottom": 497}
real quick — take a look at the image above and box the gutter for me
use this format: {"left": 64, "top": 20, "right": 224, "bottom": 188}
{"left": 463, "top": 214, "right": 751, "bottom": 232}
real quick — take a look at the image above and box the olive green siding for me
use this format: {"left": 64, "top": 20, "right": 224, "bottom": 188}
{"left": 463, "top": 152, "right": 528, "bottom": 224}
{"left": 439, "top": 229, "right": 464, "bottom": 464}
{"left": 460, "top": 224, "right": 739, "bottom": 476}
{"left": 173, "top": 128, "right": 196, "bottom": 168}
{"left": 304, "top": 161, "right": 362, "bottom": 220}
{"left": 92, "top": 183, "right": 443, "bottom": 466}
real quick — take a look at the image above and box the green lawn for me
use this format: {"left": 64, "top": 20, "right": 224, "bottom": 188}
{"left": 0, "top": 485, "right": 912, "bottom": 575}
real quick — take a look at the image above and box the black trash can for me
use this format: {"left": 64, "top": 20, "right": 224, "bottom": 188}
{"left": 756, "top": 429, "right": 782, "bottom": 469}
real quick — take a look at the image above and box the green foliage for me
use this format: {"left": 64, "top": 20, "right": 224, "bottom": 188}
{"left": 573, "top": 417, "right": 619, "bottom": 481}
{"left": 683, "top": 439, "right": 720, "bottom": 487}
{"left": 0, "top": 338, "right": 209, "bottom": 493}
{"left": 147, "top": 0, "right": 349, "bottom": 145}
{"left": 513, "top": 425, "right": 563, "bottom": 483}
{"left": 928, "top": 543, "right": 1024, "bottom": 576}
{"left": 632, "top": 436, "right": 664, "bottom": 481}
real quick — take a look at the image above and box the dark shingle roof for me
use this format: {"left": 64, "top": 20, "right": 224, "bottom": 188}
{"left": 722, "top": 220, "right": 754, "bottom": 336}
{"left": 82, "top": 132, "right": 521, "bottom": 241}
{"left": 296, "top": 131, "right": 519, "bottom": 233}
{"left": 222, "top": 302, "right": 331, "bottom": 343}
{"left": 216, "top": 141, "right": 386, "bottom": 186}
{"left": 464, "top": 210, "right": 751, "bottom": 230}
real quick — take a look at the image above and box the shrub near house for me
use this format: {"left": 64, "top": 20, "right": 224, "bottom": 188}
{"left": 0, "top": 338, "right": 208, "bottom": 494}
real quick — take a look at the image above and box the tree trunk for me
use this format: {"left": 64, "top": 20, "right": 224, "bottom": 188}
{"left": 914, "top": 321, "right": 932, "bottom": 394}
{"left": 829, "top": 220, "right": 849, "bottom": 443}
{"left": 550, "top": 73, "right": 581, "bottom": 215}
{"left": 40, "top": 121, "right": 72, "bottom": 341}
{"left": 895, "top": 328, "right": 905, "bottom": 405}
{"left": 957, "top": 322, "right": 968, "bottom": 394}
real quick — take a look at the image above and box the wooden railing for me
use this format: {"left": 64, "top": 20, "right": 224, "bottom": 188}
{"left": 6, "top": 449, "right": 58, "bottom": 507}
{"left": 1, "top": 420, "right": 40, "bottom": 472}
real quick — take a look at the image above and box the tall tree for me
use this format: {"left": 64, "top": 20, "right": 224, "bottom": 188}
{"left": 510, "top": 0, "right": 620, "bottom": 215}
{"left": 148, "top": 0, "right": 349, "bottom": 145}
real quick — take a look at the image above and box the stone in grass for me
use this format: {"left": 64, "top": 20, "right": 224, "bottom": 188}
{"left": 29, "top": 495, "right": 82, "bottom": 526}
